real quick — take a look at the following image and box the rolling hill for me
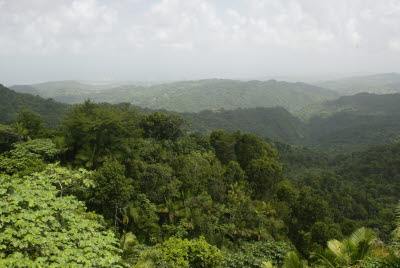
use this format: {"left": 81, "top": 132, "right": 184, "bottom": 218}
{"left": 183, "top": 107, "right": 305, "bottom": 144}
{"left": 314, "top": 73, "right": 400, "bottom": 95}
{"left": 183, "top": 93, "right": 400, "bottom": 152}
{"left": 11, "top": 79, "right": 339, "bottom": 113}
{"left": 4, "top": 82, "right": 400, "bottom": 153}
{"left": 303, "top": 93, "right": 400, "bottom": 152}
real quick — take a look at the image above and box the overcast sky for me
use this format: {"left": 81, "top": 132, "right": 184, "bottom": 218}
{"left": 1, "top": 0, "right": 400, "bottom": 85}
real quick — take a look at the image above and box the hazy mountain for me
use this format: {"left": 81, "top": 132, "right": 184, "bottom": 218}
{"left": 12, "top": 79, "right": 339, "bottom": 114}
{"left": 314, "top": 73, "right": 400, "bottom": 95}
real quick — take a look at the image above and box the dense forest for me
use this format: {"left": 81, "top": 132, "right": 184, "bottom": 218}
{"left": 2, "top": 81, "right": 400, "bottom": 267}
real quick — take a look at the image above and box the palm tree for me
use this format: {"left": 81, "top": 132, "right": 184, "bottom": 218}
{"left": 311, "top": 227, "right": 376, "bottom": 267}
{"left": 283, "top": 251, "right": 307, "bottom": 268}
{"left": 157, "top": 198, "right": 186, "bottom": 223}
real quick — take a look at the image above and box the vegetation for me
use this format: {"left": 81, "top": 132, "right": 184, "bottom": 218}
{"left": 0, "top": 84, "right": 68, "bottom": 126}
{"left": 11, "top": 79, "right": 338, "bottom": 113}
{"left": 2, "top": 82, "right": 400, "bottom": 267}
{"left": 184, "top": 93, "right": 400, "bottom": 152}
{"left": 314, "top": 72, "right": 400, "bottom": 95}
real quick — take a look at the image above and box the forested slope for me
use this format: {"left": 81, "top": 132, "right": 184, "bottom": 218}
{"left": 302, "top": 93, "right": 400, "bottom": 152}
{"left": 0, "top": 84, "right": 68, "bottom": 126}
{"left": 183, "top": 107, "right": 305, "bottom": 144}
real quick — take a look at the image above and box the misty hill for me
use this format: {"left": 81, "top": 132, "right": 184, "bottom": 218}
{"left": 11, "top": 80, "right": 122, "bottom": 104}
{"left": 12, "top": 79, "right": 339, "bottom": 113}
{"left": 303, "top": 93, "right": 400, "bottom": 152}
{"left": 183, "top": 107, "right": 305, "bottom": 144}
{"left": 182, "top": 93, "right": 400, "bottom": 152}
{"left": 3, "top": 83, "right": 400, "bottom": 152}
{"left": 0, "top": 84, "right": 68, "bottom": 126}
{"left": 314, "top": 73, "right": 400, "bottom": 95}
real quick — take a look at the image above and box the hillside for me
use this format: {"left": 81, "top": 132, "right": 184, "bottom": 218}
{"left": 181, "top": 93, "right": 400, "bottom": 152}
{"left": 0, "top": 84, "right": 68, "bottom": 126}
{"left": 12, "top": 79, "right": 339, "bottom": 113}
{"left": 11, "top": 80, "right": 122, "bottom": 104}
{"left": 4, "top": 83, "right": 400, "bottom": 153}
{"left": 314, "top": 73, "right": 400, "bottom": 95}
{"left": 303, "top": 93, "right": 400, "bottom": 152}
{"left": 182, "top": 107, "right": 305, "bottom": 144}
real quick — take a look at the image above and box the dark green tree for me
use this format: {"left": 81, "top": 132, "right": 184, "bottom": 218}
{"left": 246, "top": 156, "right": 283, "bottom": 198}
{"left": 141, "top": 112, "right": 187, "bottom": 140}
{"left": 210, "top": 130, "right": 236, "bottom": 164}
{"left": 15, "top": 109, "right": 45, "bottom": 140}
{"left": 90, "top": 160, "right": 134, "bottom": 232}
{"left": 62, "top": 100, "right": 141, "bottom": 168}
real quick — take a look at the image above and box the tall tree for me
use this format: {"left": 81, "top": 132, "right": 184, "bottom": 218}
{"left": 62, "top": 100, "right": 141, "bottom": 168}
{"left": 90, "top": 160, "right": 134, "bottom": 232}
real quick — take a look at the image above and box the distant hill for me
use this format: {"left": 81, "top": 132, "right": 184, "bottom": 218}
{"left": 11, "top": 79, "right": 339, "bottom": 113}
{"left": 4, "top": 81, "right": 400, "bottom": 152}
{"left": 0, "top": 84, "right": 68, "bottom": 126}
{"left": 182, "top": 107, "right": 305, "bottom": 144}
{"left": 303, "top": 93, "right": 400, "bottom": 152}
{"left": 314, "top": 73, "right": 400, "bottom": 95}
{"left": 11, "top": 80, "right": 119, "bottom": 104}
{"left": 183, "top": 93, "right": 400, "bottom": 152}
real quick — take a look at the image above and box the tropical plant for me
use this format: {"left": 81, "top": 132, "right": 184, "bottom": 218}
{"left": 283, "top": 251, "right": 307, "bottom": 268}
{"left": 0, "top": 171, "right": 121, "bottom": 267}
{"left": 311, "top": 227, "right": 376, "bottom": 267}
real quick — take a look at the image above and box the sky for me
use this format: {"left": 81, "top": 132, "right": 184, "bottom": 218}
{"left": 1, "top": 0, "right": 400, "bottom": 85}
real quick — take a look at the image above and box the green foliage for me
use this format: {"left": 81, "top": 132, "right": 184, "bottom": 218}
{"left": 2, "top": 92, "right": 400, "bottom": 267}
{"left": 246, "top": 157, "right": 283, "bottom": 198}
{"left": 39, "top": 163, "right": 94, "bottom": 198}
{"left": 15, "top": 109, "right": 45, "bottom": 140}
{"left": 62, "top": 100, "right": 141, "bottom": 168}
{"left": 282, "top": 251, "right": 307, "bottom": 268}
{"left": 210, "top": 130, "right": 237, "bottom": 164}
{"left": 0, "top": 171, "right": 121, "bottom": 267}
{"left": 0, "top": 124, "right": 20, "bottom": 153}
{"left": 141, "top": 112, "right": 187, "bottom": 140}
{"left": 89, "top": 160, "right": 134, "bottom": 231}
{"left": 0, "top": 139, "right": 59, "bottom": 175}
{"left": 311, "top": 227, "right": 377, "bottom": 267}
{"left": 127, "top": 194, "right": 162, "bottom": 244}
{"left": 158, "top": 236, "right": 223, "bottom": 267}
{"left": 223, "top": 240, "right": 294, "bottom": 267}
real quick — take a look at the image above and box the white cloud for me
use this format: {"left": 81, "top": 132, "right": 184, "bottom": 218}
{"left": 389, "top": 40, "right": 400, "bottom": 52}
{"left": 2, "top": 0, "right": 400, "bottom": 83}
{"left": 0, "top": 0, "right": 117, "bottom": 54}
{"left": 346, "top": 18, "right": 362, "bottom": 46}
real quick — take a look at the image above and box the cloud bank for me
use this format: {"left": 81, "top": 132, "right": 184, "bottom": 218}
{"left": 1, "top": 0, "right": 400, "bottom": 83}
